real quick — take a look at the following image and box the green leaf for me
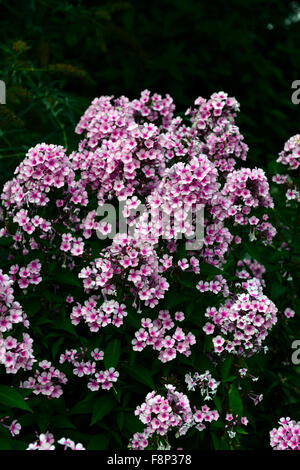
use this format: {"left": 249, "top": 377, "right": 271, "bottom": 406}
{"left": 54, "top": 415, "right": 76, "bottom": 429}
{"left": 104, "top": 339, "right": 121, "bottom": 369}
{"left": 0, "top": 385, "right": 32, "bottom": 412}
{"left": 236, "top": 426, "right": 248, "bottom": 435}
{"left": 219, "top": 438, "right": 230, "bottom": 450}
{"left": 189, "top": 311, "right": 203, "bottom": 327}
{"left": 53, "top": 316, "right": 78, "bottom": 336}
{"left": 223, "top": 375, "right": 237, "bottom": 383}
{"left": 211, "top": 432, "right": 220, "bottom": 450}
{"left": 270, "top": 282, "right": 286, "bottom": 299}
{"left": 125, "top": 414, "right": 144, "bottom": 433}
{"left": 0, "top": 237, "right": 13, "bottom": 246}
{"left": 211, "top": 420, "right": 225, "bottom": 430}
{"left": 228, "top": 384, "right": 243, "bottom": 417}
{"left": 18, "top": 388, "right": 35, "bottom": 399}
{"left": 200, "top": 263, "right": 225, "bottom": 276}
{"left": 90, "top": 395, "right": 116, "bottom": 426}
{"left": 87, "top": 433, "right": 109, "bottom": 450}
{"left": 126, "top": 309, "right": 140, "bottom": 328}
{"left": 108, "top": 429, "right": 123, "bottom": 447}
{"left": 37, "top": 413, "right": 50, "bottom": 432}
{"left": 52, "top": 336, "right": 65, "bottom": 359}
{"left": 117, "top": 412, "right": 125, "bottom": 431}
{"left": 0, "top": 433, "right": 13, "bottom": 450}
{"left": 22, "top": 298, "right": 41, "bottom": 316}
{"left": 213, "top": 395, "right": 222, "bottom": 413}
{"left": 70, "top": 394, "right": 94, "bottom": 415}
{"left": 53, "top": 269, "right": 81, "bottom": 287}
{"left": 122, "top": 364, "right": 155, "bottom": 389}
{"left": 166, "top": 290, "right": 184, "bottom": 309}
{"left": 221, "top": 356, "right": 233, "bottom": 381}
{"left": 11, "top": 439, "right": 27, "bottom": 450}
{"left": 177, "top": 277, "right": 195, "bottom": 289}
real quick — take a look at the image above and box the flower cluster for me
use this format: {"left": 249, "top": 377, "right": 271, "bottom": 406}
{"left": 27, "top": 432, "right": 85, "bottom": 450}
{"left": 0, "top": 333, "right": 35, "bottom": 374}
{"left": 73, "top": 90, "right": 176, "bottom": 203}
{"left": 141, "top": 168, "right": 274, "bottom": 269}
{"left": 203, "top": 278, "right": 278, "bottom": 356}
{"left": 59, "top": 347, "right": 119, "bottom": 391}
{"left": 191, "top": 404, "right": 220, "bottom": 433}
{"left": 0, "top": 269, "right": 29, "bottom": 332}
{"left": 277, "top": 135, "right": 300, "bottom": 171}
{"left": 129, "top": 385, "right": 193, "bottom": 450}
{"left": 2, "top": 144, "right": 75, "bottom": 209}
{"left": 27, "top": 432, "right": 56, "bottom": 450}
{"left": 129, "top": 383, "right": 220, "bottom": 450}
{"left": 196, "top": 275, "right": 229, "bottom": 297}
{"left": 11, "top": 208, "right": 52, "bottom": 237}
{"left": 0, "top": 269, "right": 34, "bottom": 374}
{"left": 273, "top": 135, "right": 300, "bottom": 203}
{"left": 185, "top": 370, "right": 219, "bottom": 400}
{"left": 187, "top": 92, "right": 248, "bottom": 172}
{"left": 225, "top": 413, "right": 249, "bottom": 438}
{"left": 177, "top": 256, "right": 200, "bottom": 273}
{"left": 132, "top": 310, "right": 196, "bottom": 363}
{"left": 60, "top": 233, "right": 85, "bottom": 257}
{"left": 222, "top": 168, "right": 273, "bottom": 211}
{"left": 221, "top": 168, "right": 276, "bottom": 243}
{"left": 57, "top": 437, "right": 86, "bottom": 450}
{"left": 80, "top": 209, "right": 102, "bottom": 239}
{"left": 70, "top": 297, "right": 127, "bottom": 331}
{"left": 78, "top": 233, "right": 169, "bottom": 308}
{"left": 0, "top": 143, "right": 87, "bottom": 258}
{"left": 236, "top": 258, "right": 266, "bottom": 284}
{"left": 20, "top": 360, "right": 67, "bottom": 399}
{"left": 9, "top": 260, "right": 42, "bottom": 290}
{"left": 270, "top": 417, "right": 300, "bottom": 450}
{"left": 145, "top": 154, "right": 233, "bottom": 264}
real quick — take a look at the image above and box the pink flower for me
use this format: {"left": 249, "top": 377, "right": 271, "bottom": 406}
{"left": 284, "top": 308, "right": 295, "bottom": 319}
{"left": 203, "top": 322, "right": 215, "bottom": 335}
{"left": 270, "top": 417, "right": 300, "bottom": 450}
{"left": 9, "top": 420, "right": 21, "bottom": 436}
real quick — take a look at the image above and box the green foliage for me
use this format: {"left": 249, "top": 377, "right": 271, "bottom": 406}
{"left": 0, "top": 385, "right": 32, "bottom": 412}
{"left": 104, "top": 339, "right": 121, "bottom": 369}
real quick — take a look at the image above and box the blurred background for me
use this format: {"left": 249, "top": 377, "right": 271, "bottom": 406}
{"left": 1, "top": 0, "right": 300, "bottom": 185}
